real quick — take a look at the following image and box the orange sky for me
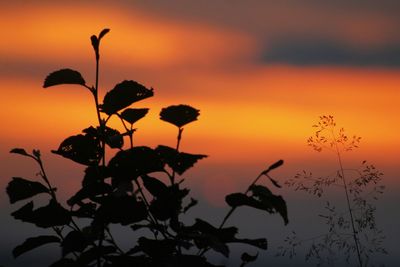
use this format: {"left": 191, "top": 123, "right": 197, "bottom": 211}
{"left": 1, "top": 3, "right": 399, "bottom": 266}
{"left": 1, "top": 2, "right": 399, "bottom": 203}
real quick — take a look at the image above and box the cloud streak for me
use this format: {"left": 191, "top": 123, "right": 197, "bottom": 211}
{"left": 262, "top": 39, "right": 400, "bottom": 67}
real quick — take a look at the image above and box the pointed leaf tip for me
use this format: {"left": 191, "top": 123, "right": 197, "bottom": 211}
{"left": 43, "top": 69, "right": 86, "bottom": 88}
{"left": 10, "top": 148, "right": 29, "bottom": 156}
{"left": 121, "top": 108, "right": 149, "bottom": 124}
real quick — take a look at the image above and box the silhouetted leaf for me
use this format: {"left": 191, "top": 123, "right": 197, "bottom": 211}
{"left": 101, "top": 80, "right": 153, "bottom": 115}
{"left": 82, "top": 166, "right": 110, "bottom": 187}
{"left": 10, "top": 148, "right": 29, "bottom": 157}
{"left": 43, "top": 69, "right": 86, "bottom": 88}
{"left": 160, "top": 104, "right": 200, "bottom": 128}
{"left": 150, "top": 185, "right": 189, "bottom": 220}
{"left": 183, "top": 219, "right": 237, "bottom": 257}
{"left": 141, "top": 175, "right": 168, "bottom": 198}
{"left": 67, "top": 182, "right": 111, "bottom": 206}
{"left": 225, "top": 186, "right": 288, "bottom": 225}
{"left": 95, "top": 196, "right": 147, "bottom": 225}
{"left": 249, "top": 185, "right": 288, "bottom": 225}
{"left": 261, "top": 159, "right": 284, "bottom": 175}
{"left": 11, "top": 199, "right": 71, "bottom": 228}
{"left": 121, "top": 108, "right": 149, "bottom": 124}
{"left": 71, "top": 203, "right": 96, "bottom": 218}
{"left": 62, "top": 231, "right": 88, "bottom": 256}
{"left": 7, "top": 177, "right": 49, "bottom": 204}
{"left": 156, "top": 145, "right": 207, "bottom": 175}
{"left": 91, "top": 35, "right": 99, "bottom": 54}
{"left": 11, "top": 201, "right": 34, "bottom": 222}
{"left": 83, "top": 126, "right": 124, "bottom": 149}
{"left": 108, "top": 147, "right": 164, "bottom": 180}
{"left": 241, "top": 252, "right": 258, "bottom": 265}
{"left": 33, "top": 200, "right": 72, "bottom": 228}
{"left": 105, "top": 127, "right": 124, "bottom": 149}
{"left": 98, "top": 28, "right": 110, "bottom": 40}
{"left": 13, "top": 235, "right": 60, "bottom": 258}
{"left": 52, "top": 134, "right": 100, "bottom": 166}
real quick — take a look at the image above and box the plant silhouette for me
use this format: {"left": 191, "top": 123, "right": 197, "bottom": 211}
{"left": 7, "top": 29, "right": 288, "bottom": 267}
{"left": 277, "top": 115, "right": 386, "bottom": 267}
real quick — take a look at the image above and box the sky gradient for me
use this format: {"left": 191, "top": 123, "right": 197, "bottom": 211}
{"left": 1, "top": 1, "right": 399, "bottom": 266}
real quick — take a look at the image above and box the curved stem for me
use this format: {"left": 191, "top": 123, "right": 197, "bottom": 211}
{"left": 200, "top": 171, "right": 268, "bottom": 256}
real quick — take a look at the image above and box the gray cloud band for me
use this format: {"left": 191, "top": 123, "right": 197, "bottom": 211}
{"left": 262, "top": 39, "right": 400, "bottom": 67}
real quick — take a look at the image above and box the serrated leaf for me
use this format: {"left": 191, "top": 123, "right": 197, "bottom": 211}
{"left": 108, "top": 147, "right": 164, "bottom": 180}
{"left": 11, "top": 201, "right": 35, "bottom": 223}
{"left": 11, "top": 200, "right": 71, "bottom": 228}
{"left": 101, "top": 80, "right": 153, "bottom": 115}
{"left": 160, "top": 104, "right": 200, "bottom": 128}
{"left": 121, "top": 108, "right": 149, "bottom": 124}
{"left": 7, "top": 177, "right": 49, "bottom": 204}
{"left": 43, "top": 69, "right": 86, "bottom": 88}
{"left": 156, "top": 145, "right": 207, "bottom": 175}
{"left": 13, "top": 235, "right": 60, "bottom": 258}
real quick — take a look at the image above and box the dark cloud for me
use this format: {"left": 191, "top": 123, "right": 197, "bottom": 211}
{"left": 261, "top": 39, "right": 400, "bottom": 67}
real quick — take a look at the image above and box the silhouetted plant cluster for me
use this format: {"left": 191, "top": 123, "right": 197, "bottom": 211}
{"left": 277, "top": 115, "right": 386, "bottom": 267}
{"left": 7, "top": 29, "right": 288, "bottom": 267}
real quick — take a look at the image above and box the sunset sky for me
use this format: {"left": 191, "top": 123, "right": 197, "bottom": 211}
{"left": 0, "top": 1, "right": 399, "bottom": 266}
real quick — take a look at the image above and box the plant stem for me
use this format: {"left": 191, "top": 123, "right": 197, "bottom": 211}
{"left": 219, "top": 172, "right": 264, "bottom": 229}
{"left": 134, "top": 179, "right": 168, "bottom": 240}
{"left": 176, "top": 128, "right": 183, "bottom": 151}
{"left": 171, "top": 127, "right": 184, "bottom": 184}
{"left": 35, "top": 156, "right": 57, "bottom": 202}
{"left": 332, "top": 129, "right": 363, "bottom": 267}
{"left": 200, "top": 170, "right": 267, "bottom": 256}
